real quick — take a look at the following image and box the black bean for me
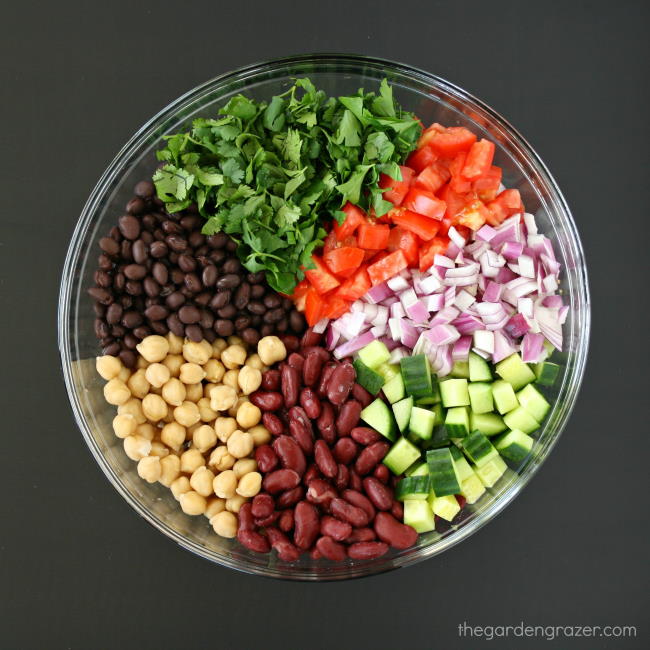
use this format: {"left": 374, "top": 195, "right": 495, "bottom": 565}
{"left": 226, "top": 239, "right": 237, "bottom": 252}
{"left": 120, "top": 240, "right": 133, "bottom": 261}
{"left": 125, "top": 280, "right": 143, "bottom": 296}
{"left": 247, "top": 301, "right": 266, "bottom": 315}
{"left": 222, "top": 258, "right": 241, "bottom": 274}
{"left": 166, "top": 235, "right": 187, "bottom": 252}
{"left": 94, "top": 270, "right": 112, "bottom": 288}
{"left": 251, "top": 314, "right": 262, "bottom": 327}
{"left": 202, "top": 328, "right": 216, "bottom": 343}
{"left": 185, "top": 324, "right": 203, "bottom": 342}
{"left": 103, "top": 342, "right": 121, "bottom": 356}
{"left": 94, "top": 318, "right": 109, "bottom": 339}
{"left": 132, "top": 296, "right": 145, "bottom": 312}
{"left": 99, "top": 336, "right": 114, "bottom": 348}
{"left": 162, "top": 220, "right": 182, "bottom": 235}
{"left": 111, "top": 325, "right": 126, "bottom": 338}
{"left": 88, "top": 287, "right": 113, "bottom": 304}
{"left": 451, "top": 508, "right": 473, "bottom": 527}
{"left": 132, "top": 239, "right": 148, "bottom": 264}
{"left": 150, "top": 241, "right": 168, "bottom": 258}
{"left": 181, "top": 215, "right": 202, "bottom": 232}
{"left": 143, "top": 277, "right": 161, "bottom": 298}
{"left": 275, "top": 318, "right": 288, "bottom": 333}
{"left": 109, "top": 226, "right": 122, "bottom": 243}
{"left": 106, "top": 303, "right": 123, "bottom": 325}
{"left": 166, "top": 291, "right": 185, "bottom": 309}
{"left": 264, "top": 307, "right": 285, "bottom": 324}
{"left": 124, "top": 264, "right": 147, "bottom": 280}
{"left": 234, "top": 315, "right": 251, "bottom": 330}
{"left": 167, "top": 313, "right": 185, "bottom": 337}
{"left": 209, "top": 291, "right": 230, "bottom": 310}
{"left": 233, "top": 283, "right": 251, "bottom": 310}
{"left": 133, "top": 326, "right": 151, "bottom": 339}
{"left": 263, "top": 293, "right": 281, "bottom": 309}
{"left": 122, "top": 311, "right": 143, "bottom": 328}
{"left": 241, "top": 328, "right": 260, "bottom": 345}
{"left": 178, "top": 305, "right": 200, "bottom": 324}
{"left": 247, "top": 271, "right": 265, "bottom": 284}
{"left": 188, "top": 231, "right": 205, "bottom": 248}
{"left": 123, "top": 333, "right": 139, "bottom": 349}
{"left": 93, "top": 303, "right": 106, "bottom": 317}
{"left": 281, "top": 297, "right": 293, "bottom": 311}
{"left": 171, "top": 269, "right": 185, "bottom": 285}
{"left": 144, "top": 305, "right": 168, "bottom": 321}
{"left": 178, "top": 254, "right": 196, "bottom": 272}
{"left": 215, "top": 319, "right": 234, "bottom": 336}
{"left": 216, "top": 273, "right": 241, "bottom": 290}
{"left": 202, "top": 265, "right": 217, "bottom": 287}
{"left": 260, "top": 323, "right": 274, "bottom": 336}
{"left": 195, "top": 246, "right": 209, "bottom": 258}
{"left": 98, "top": 254, "right": 113, "bottom": 271}
{"left": 99, "top": 237, "right": 119, "bottom": 256}
{"left": 114, "top": 273, "right": 125, "bottom": 291}
{"left": 435, "top": 517, "right": 452, "bottom": 534}
{"left": 184, "top": 273, "right": 202, "bottom": 293}
{"left": 217, "top": 304, "right": 237, "bottom": 319}
{"left": 126, "top": 197, "right": 145, "bottom": 215}
{"left": 150, "top": 321, "right": 168, "bottom": 335}
{"left": 250, "top": 285, "right": 265, "bottom": 299}
{"left": 134, "top": 180, "right": 154, "bottom": 198}
{"left": 199, "top": 310, "right": 214, "bottom": 329}
{"left": 289, "top": 310, "right": 306, "bottom": 333}
{"left": 152, "top": 262, "right": 168, "bottom": 285}
{"left": 118, "top": 214, "right": 141, "bottom": 240}
{"left": 207, "top": 233, "right": 228, "bottom": 249}
{"left": 120, "top": 295, "right": 133, "bottom": 309}
{"left": 210, "top": 249, "right": 226, "bottom": 264}
{"left": 142, "top": 215, "right": 156, "bottom": 231}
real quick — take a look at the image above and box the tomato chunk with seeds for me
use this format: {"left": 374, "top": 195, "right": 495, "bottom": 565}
{"left": 333, "top": 203, "right": 366, "bottom": 240}
{"left": 290, "top": 279, "right": 310, "bottom": 312}
{"left": 402, "top": 188, "right": 446, "bottom": 220}
{"left": 486, "top": 189, "right": 524, "bottom": 226}
{"left": 304, "top": 256, "right": 340, "bottom": 294}
{"left": 473, "top": 165, "right": 502, "bottom": 202}
{"left": 456, "top": 200, "right": 489, "bottom": 231}
{"left": 367, "top": 250, "right": 408, "bottom": 286}
{"left": 449, "top": 152, "right": 472, "bottom": 193}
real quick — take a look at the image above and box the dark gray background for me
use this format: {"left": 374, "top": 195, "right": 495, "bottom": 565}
{"left": 1, "top": 1, "right": 647, "bottom": 648}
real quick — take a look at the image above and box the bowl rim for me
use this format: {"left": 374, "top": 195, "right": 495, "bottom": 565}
{"left": 58, "top": 52, "right": 590, "bottom": 580}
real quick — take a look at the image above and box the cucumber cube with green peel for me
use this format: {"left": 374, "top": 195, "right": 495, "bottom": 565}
{"left": 445, "top": 407, "right": 470, "bottom": 438}
{"left": 516, "top": 384, "right": 551, "bottom": 422}
{"left": 392, "top": 396, "right": 413, "bottom": 433}
{"left": 405, "top": 460, "right": 429, "bottom": 477}
{"left": 383, "top": 437, "right": 421, "bottom": 475}
{"left": 468, "top": 382, "right": 494, "bottom": 414}
{"left": 495, "top": 353, "right": 536, "bottom": 390}
{"left": 495, "top": 429, "right": 534, "bottom": 463}
{"left": 382, "top": 372, "right": 405, "bottom": 404}
{"left": 462, "top": 430, "right": 499, "bottom": 467}
{"left": 491, "top": 379, "right": 519, "bottom": 414}
{"left": 533, "top": 361, "right": 560, "bottom": 387}
{"left": 395, "top": 475, "right": 432, "bottom": 501}
{"left": 503, "top": 406, "right": 540, "bottom": 434}
{"left": 352, "top": 358, "right": 384, "bottom": 395}
{"left": 357, "top": 340, "right": 391, "bottom": 369}
{"left": 360, "top": 399, "right": 397, "bottom": 441}
{"left": 409, "top": 406, "right": 436, "bottom": 440}
{"left": 426, "top": 448, "right": 462, "bottom": 496}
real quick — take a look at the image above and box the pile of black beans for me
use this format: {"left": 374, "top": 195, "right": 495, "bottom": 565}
{"left": 89, "top": 180, "right": 306, "bottom": 367}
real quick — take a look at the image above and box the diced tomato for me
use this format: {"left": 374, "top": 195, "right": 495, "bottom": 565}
{"left": 379, "top": 166, "right": 415, "bottom": 206}
{"left": 324, "top": 296, "right": 352, "bottom": 320}
{"left": 486, "top": 189, "right": 524, "bottom": 226}
{"left": 417, "top": 123, "right": 446, "bottom": 148}
{"left": 387, "top": 227, "right": 419, "bottom": 267}
{"left": 290, "top": 279, "right": 310, "bottom": 312}
{"left": 439, "top": 183, "right": 469, "bottom": 221}
{"left": 449, "top": 152, "right": 472, "bottom": 193}
{"left": 391, "top": 210, "right": 440, "bottom": 242}
{"left": 335, "top": 265, "right": 372, "bottom": 301}
{"left": 363, "top": 249, "right": 380, "bottom": 262}
{"left": 427, "top": 126, "right": 477, "bottom": 158}
{"left": 357, "top": 222, "right": 390, "bottom": 250}
{"left": 333, "top": 203, "right": 366, "bottom": 240}
{"left": 456, "top": 200, "right": 489, "bottom": 231}
{"left": 461, "top": 139, "right": 496, "bottom": 181}
{"left": 304, "top": 256, "right": 340, "bottom": 294}
{"left": 414, "top": 162, "right": 450, "bottom": 194}
{"left": 418, "top": 236, "right": 450, "bottom": 272}
{"left": 473, "top": 165, "right": 502, "bottom": 202}
{"left": 367, "top": 250, "right": 408, "bottom": 286}
{"left": 323, "top": 246, "right": 364, "bottom": 278}
{"left": 406, "top": 146, "right": 437, "bottom": 174}
{"left": 403, "top": 188, "right": 446, "bottom": 221}
{"left": 322, "top": 231, "right": 338, "bottom": 255}
{"left": 304, "top": 287, "right": 327, "bottom": 326}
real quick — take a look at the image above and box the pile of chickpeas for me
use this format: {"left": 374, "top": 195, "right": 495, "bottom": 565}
{"left": 96, "top": 332, "right": 287, "bottom": 539}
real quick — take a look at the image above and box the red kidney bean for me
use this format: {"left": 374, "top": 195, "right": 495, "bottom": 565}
{"left": 237, "top": 529, "right": 271, "bottom": 553}
{"left": 374, "top": 512, "right": 418, "bottom": 549}
{"left": 335, "top": 464, "right": 349, "bottom": 491}
{"left": 276, "top": 486, "right": 304, "bottom": 509}
{"left": 255, "top": 445, "right": 279, "bottom": 473}
{"left": 306, "top": 478, "right": 337, "bottom": 508}
{"left": 391, "top": 500, "right": 404, "bottom": 520}
{"left": 347, "top": 541, "right": 389, "bottom": 560}
{"left": 330, "top": 498, "right": 369, "bottom": 528}
{"left": 262, "top": 412, "right": 284, "bottom": 436}
{"left": 293, "top": 501, "right": 320, "bottom": 549}
{"left": 266, "top": 527, "right": 300, "bottom": 562}
{"left": 278, "top": 509, "right": 294, "bottom": 532}
{"left": 316, "top": 402, "right": 336, "bottom": 445}
{"left": 326, "top": 362, "right": 356, "bottom": 405}
{"left": 347, "top": 527, "right": 376, "bottom": 543}
{"left": 350, "top": 427, "right": 381, "bottom": 446}
{"left": 316, "top": 536, "right": 347, "bottom": 561}
{"left": 310, "top": 547, "right": 323, "bottom": 560}
{"left": 301, "top": 346, "right": 331, "bottom": 361}
{"left": 288, "top": 406, "right": 314, "bottom": 454}
{"left": 299, "top": 387, "right": 321, "bottom": 419}
{"left": 317, "top": 362, "right": 337, "bottom": 398}
{"left": 300, "top": 327, "right": 322, "bottom": 348}
{"left": 351, "top": 383, "right": 373, "bottom": 408}
{"left": 254, "top": 511, "right": 280, "bottom": 527}
{"left": 302, "top": 351, "right": 324, "bottom": 387}
{"left": 286, "top": 352, "right": 305, "bottom": 372}
{"left": 251, "top": 494, "right": 275, "bottom": 519}
{"left": 349, "top": 469, "right": 363, "bottom": 492}
{"left": 336, "top": 400, "right": 362, "bottom": 436}
{"left": 303, "top": 463, "right": 321, "bottom": 484}
{"left": 362, "top": 477, "right": 393, "bottom": 511}
{"left": 273, "top": 435, "right": 306, "bottom": 476}
{"left": 238, "top": 502, "right": 255, "bottom": 531}
{"left": 373, "top": 464, "right": 390, "bottom": 484}
{"left": 281, "top": 365, "right": 299, "bottom": 408}
{"left": 279, "top": 334, "right": 300, "bottom": 352}
{"left": 343, "top": 489, "right": 376, "bottom": 521}
{"left": 314, "top": 440, "right": 338, "bottom": 478}
{"left": 250, "top": 391, "right": 283, "bottom": 411}
{"left": 263, "top": 469, "right": 300, "bottom": 494}
{"left": 355, "top": 441, "right": 390, "bottom": 475}
{"left": 333, "top": 438, "right": 358, "bottom": 465}
{"left": 320, "top": 516, "right": 352, "bottom": 542}
{"left": 390, "top": 475, "right": 400, "bottom": 488}
{"left": 261, "top": 369, "right": 281, "bottom": 391}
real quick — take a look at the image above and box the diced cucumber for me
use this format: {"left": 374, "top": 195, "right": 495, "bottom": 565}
{"left": 429, "top": 494, "right": 461, "bottom": 522}
{"left": 495, "top": 353, "right": 536, "bottom": 390}
{"left": 409, "top": 406, "right": 436, "bottom": 441}
{"left": 395, "top": 475, "right": 432, "bottom": 501}
{"left": 377, "top": 363, "right": 400, "bottom": 381}
{"left": 416, "top": 376, "right": 441, "bottom": 405}
{"left": 534, "top": 361, "right": 560, "bottom": 387}
{"left": 382, "top": 372, "right": 405, "bottom": 404}
{"left": 516, "top": 384, "right": 551, "bottom": 422}
{"left": 405, "top": 460, "right": 429, "bottom": 477}
{"left": 469, "top": 351, "right": 493, "bottom": 382}
{"left": 360, "top": 399, "right": 397, "bottom": 441}
{"left": 400, "top": 355, "right": 433, "bottom": 399}
{"left": 451, "top": 451, "right": 474, "bottom": 483}
{"left": 392, "top": 396, "right": 413, "bottom": 433}
{"left": 491, "top": 379, "right": 519, "bottom": 414}
{"left": 470, "top": 411, "right": 507, "bottom": 436}
{"left": 445, "top": 406, "right": 470, "bottom": 438}
{"left": 460, "top": 474, "right": 486, "bottom": 504}
{"left": 468, "top": 382, "right": 493, "bottom": 414}
{"left": 440, "top": 378, "right": 470, "bottom": 407}
{"left": 474, "top": 455, "right": 507, "bottom": 487}
{"left": 450, "top": 360, "right": 470, "bottom": 378}
{"left": 503, "top": 406, "right": 540, "bottom": 434}
{"left": 383, "top": 437, "right": 421, "bottom": 475}
{"left": 495, "top": 429, "right": 534, "bottom": 463}
{"left": 353, "top": 358, "right": 384, "bottom": 395}
{"left": 462, "top": 430, "right": 498, "bottom": 467}
{"left": 426, "top": 448, "right": 461, "bottom": 497}
{"left": 404, "top": 500, "right": 435, "bottom": 533}
{"left": 357, "top": 340, "right": 391, "bottom": 370}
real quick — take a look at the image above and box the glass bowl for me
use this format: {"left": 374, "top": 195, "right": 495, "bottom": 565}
{"left": 58, "top": 54, "right": 590, "bottom": 580}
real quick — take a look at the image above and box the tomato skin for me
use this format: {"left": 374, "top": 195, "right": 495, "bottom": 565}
{"left": 449, "top": 152, "right": 472, "bottom": 193}
{"left": 304, "top": 256, "right": 340, "bottom": 294}
{"left": 357, "top": 223, "right": 390, "bottom": 250}
{"left": 335, "top": 265, "right": 372, "bottom": 301}
{"left": 379, "top": 166, "right": 415, "bottom": 206}
{"left": 406, "top": 146, "right": 438, "bottom": 174}
{"left": 391, "top": 210, "right": 440, "bottom": 242}
{"left": 387, "top": 227, "right": 419, "bottom": 267}
{"left": 403, "top": 188, "right": 446, "bottom": 221}
{"left": 333, "top": 203, "right": 366, "bottom": 240}
{"left": 324, "top": 296, "right": 352, "bottom": 320}
{"left": 461, "top": 139, "right": 496, "bottom": 181}
{"left": 413, "top": 162, "right": 450, "bottom": 194}
{"left": 456, "top": 200, "right": 489, "bottom": 231}
{"left": 418, "top": 236, "right": 450, "bottom": 272}
{"left": 428, "top": 126, "right": 477, "bottom": 157}
{"left": 304, "top": 287, "right": 327, "bottom": 325}
{"left": 323, "top": 246, "right": 364, "bottom": 278}
{"left": 486, "top": 189, "right": 523, "bottom": 226}
{"left": 367, "top": 250, "right": 408, "bottom": 286}
{"left": 473, "top": 165, "right": 502, "bottom": 202}
{"left": 439, "top": 183, "right": 469, "bottom": 221}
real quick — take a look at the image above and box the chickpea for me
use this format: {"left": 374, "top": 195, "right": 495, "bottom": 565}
{"left": 211, "top": 338, "right": 228, "bottom": 358}
{"left": 184, "top": 382, "right": 203, "bottom": 404}
{"left": 159, "top": 454, "right": 181, "bottom": 487}
{"left": 161, "top": 410, "right": 174, "bottom": 424}
{"left": 136, "top": 356, "right": 149, "bottom": 370}
{"left": 209, "top": 385, "right": 238, "bottom": 412}
{"left": 180, "top": 448, "right": 204, "bottom": 474}
{"left": 187, "top": 421, "right": 202, "bottom": 438}
{"left": 208, "top": 446, "right": 235, "bottom": 471}
{"left": 210, "top": 510, "right": 237, "bottom": 538}
{"left": 136, "top": 335, "right": 169, "bottom": 363}
{"left": 125, "top": 369, "right": 150, "bottom": 399}
{"left": 113, "top": 413, "right": 136, "bottom": 439}
{"left": 225, "top": 495, "right": 247, "bottom": 514}
{"left": 237, "top": 365, "right": 262, "bottom": 395}
{"left": 162, "top": 377, "right": 186, "bottom": 407}
{"left": 161, "top": 423, "right": 185, "bottom": 450}
{"left": 227, "top": 430, "right": 254, "bottom": 459}
{"left": 179, "top": 362, "right": 206, "bottom": 385}
{"left": 197, "top": 397, "right": 217, "bottom": 422}
{"left": 213, "top": 470, "right": 238, "bottom": 498}
{"left": 174, "top": 401, "right": 200, "bottom": 427}
{"left": 179, "top": 490, "right": 207, "bottom": 516}
{"left": 145, "top": 363, "right": 171, "bottom": 388}
{"left": 149, "top": 441, "right": 169, "bottom": 458}
{"left": 221, "top": 344, "right": 247, "bottom": 369}
{"left": 166, "top": 331, "right": 183, "bottom": 355}
{"left": 228, "top": 396, "right": 249, "bottom": 419}
{"left": 137, "top": 456, "right": 161, "bottom": 483}
{"left": 162, "top": 354, "right": 184, "bottom": 377}
{"left": 203, "top": 359, "right": 225, "bottom": 384}
{"left": 248, "top": 424, "right": 271, "bottom": 447}
{"left": 136, "top": 422, "right": 156, "bottom": 441}
{"left": 170, "top": 476, "right": 191, "bottom": 501}
{"left": 236, "top": 471, "right": 262, "bottom": 498}
{"left": 193, "top": 424, "right": 217, "bottom": 453}
{"left": 123, "top": 435, "right": 152, "bottom": 461}
{"left": 257, "top": 336, "right": 287, "bottom": 366}
{"left": 245, "top": 353, "right": 264, "bottom": 371}
{"left": 228, "top": 335, "right": 245, "bottom": 347}
{"left": 233, "top": 458, "right": 257, "bottom": 479}
{"left": 222, "top": 369, "right": 240, "bottom": 391}
{"left": 142, "top": 393, "right": 168, "bottom": 422}
{"left": 204, "top": 497, "right": 226, "bottom": 519}
{"left": 190, "top": 466, "right": 215, "bottom": 497}
{"left": 214, "top": 417, "right": 237, "bottom": 442}
{"left": 118, "top": 397, "right": 146, "bottom": 424}
{"left": 103, "top": 379, "right": 131, "bottom": 406}
{"left": 236, "top": 402, "right": 261, "bottom": 430}
{"left": 96, "top": 355, "right": 122, "bottom": 380}
{"left": 182, "top": 340, "right": 212, "bottom": 365}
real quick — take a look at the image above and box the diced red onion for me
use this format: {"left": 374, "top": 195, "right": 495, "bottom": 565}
{"left": 361, "top": 303, "right": 378, "bottom": 322}
{"left": 400, "top": 319, "right": 420, "bottom": 348}
{"left": 496, "top": 267, "right": 517, "bottom": 283}
{"left": 379, "top": 336, "right": 402, "bottom": 351}
{"left": 504, "top": 313, "right": 530, "bottom": 338}
{"left": 542, "top": 274, "right": 558, "bottom": 293}
{"left": 313, "top": 318, "right": 329, "bottom": 334}
{"left": 517, "top": 254, "right": 536, "bottom": 279}
{"left": 370, "top": 324, "right": 387, "bottom": 338}
{"left": 434, "top": 254, "right": 455, "bottom": 268}
{"left": 405, "top": 300, "right": 429, "bottom": 323}
{"left": 534, "top": 301, "right": 563, "bottom": 351}
{"left": 500, "top": 241, "right": 524, "bottom": 261}
{"left": 390, "top": 302, "right": 405, "bottom": 319}
{"left": 475, "top": 224, "right": 497, "bottom": 242}
{"left": 365, "top": 283, "right": 392, "bottom": 304}
{"left": 453, "top": 312, "right": 484, "bottom": 335}
{"left": 370, "top": 305, "right": 388, "bottom": 327}
{"left": 326, "top": 326, "right": 340, "bottom": 350}
{"left": 387, "top": 275, "right": 410, "bottom": 292}
{"left": 523, "top": 212, "right": 538, "bottom": 235}
{"left": 454, "top": 290, "right": 476, "bottom": 311}
{"left": 491, "top": 223, "right": 521, "bottom": 247}
{"left": 425, "top": 293, "right": 445, "bottom": 312}
{"left": 558, "top": 305, "right": 569, "bottom": 325}
{"left": 399, "top": 288, "right": 418, "bottom": 308}
{"left": 389, "top": 347, "right": 409, "bottom": 364}
{"left": 380, "top": 296, "right": 399, "bottom": 307}
{"left": 430, "top": 306, "right": 459, "bottom": 325}
{"left": 518, "top": 297, "right": 534, "bottom": 318}
{"left": 466, "top": 240, "right": 490, "bottom": 257}
{"left": 483, "top": 281, "right": 503, "bottom": 303}
{"left": 426, "top": 323, "right": 461, "bottom": 346}
{"left": 492, "top": 330, "right": 516, "bottom": 363}
{"left": 543, "top": 295, "right": 564, "bottom": 309}
{"left": 436, "top": 345, "right": 453, "bottom": 377}
{"left": 473, "top": 330, "right": 495, "bottom": 354}
{"left": 452, "top": 335, "right": 473, "bottom": 362}
{"left": 418, "top": 273, "right": 443, "bottom": 294}
{"left": 333, "top": 331, "right": 376, "bottom": 359}
{"left": 521, "top": 332, "right": 545, "bottom": 363}
{"left": 448, "top": 226, "right": 467, "bottom": 248}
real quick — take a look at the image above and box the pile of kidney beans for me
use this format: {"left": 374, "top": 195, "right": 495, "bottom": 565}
{"left": 236, "top": 328, "right": 418, "bottom": 562}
